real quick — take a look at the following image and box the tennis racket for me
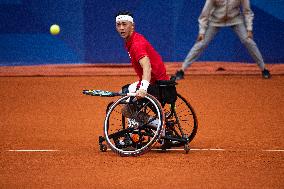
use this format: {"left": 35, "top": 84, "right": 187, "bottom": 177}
{"left": 82, "top": 89, "right": 136, "bottom": 97}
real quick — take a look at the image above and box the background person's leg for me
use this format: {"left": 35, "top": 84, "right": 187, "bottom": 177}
{"left": 181, "top": 25, "right": 220, "bottom": 71}
{"left": 175, "top": 25, "right": 220, "bottom": 80}
{"left": 232, "top": 23, "right": 270, "bottom": 78}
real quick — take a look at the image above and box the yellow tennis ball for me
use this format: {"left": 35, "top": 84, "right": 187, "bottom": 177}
{"left": 50, "top": 24, "right": 60, "bottom": 35}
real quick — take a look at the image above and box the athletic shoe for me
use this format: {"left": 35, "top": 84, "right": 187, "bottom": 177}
{"left": 118, "top": 136, "right": 132, "bottom": 146}
{"left": 175, "top": 70, "right": 184, "bottom": 80}
{"left": 127, "top": 118, "right": 139, "bottom": 128}
{"left": 262, "top": 69, "right": 271, "bottom": 79}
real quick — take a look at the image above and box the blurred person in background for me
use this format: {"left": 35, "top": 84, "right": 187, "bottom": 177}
{"left": 175, "top": 0, "right": 271, "bottom": 80}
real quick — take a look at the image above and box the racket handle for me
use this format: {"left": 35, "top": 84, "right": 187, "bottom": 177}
{"left": 126, "top": 92, "right": 136, "bottom": 96}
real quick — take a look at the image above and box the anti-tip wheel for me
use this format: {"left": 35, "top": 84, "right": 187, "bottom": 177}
{"left": 184, "top": 144, "right": 190, "bottom": 154}
{"left": 100, "top": 144, "right": 107, "bottom": 152}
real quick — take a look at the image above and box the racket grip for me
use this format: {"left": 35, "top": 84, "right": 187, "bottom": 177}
{"left": 127, "top": 92, "right": 136, "bottom": 96}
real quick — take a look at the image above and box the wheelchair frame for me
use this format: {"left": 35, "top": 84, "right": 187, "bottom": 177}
{"left": 98, "top": 80, "right": 198, "bottom": 157}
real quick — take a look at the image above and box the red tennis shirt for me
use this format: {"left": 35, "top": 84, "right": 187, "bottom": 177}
{"left": 125, "top": 32, "right": 169, "bottom": 84}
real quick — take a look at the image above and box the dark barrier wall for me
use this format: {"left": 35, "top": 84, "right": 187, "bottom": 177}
{"left": 0, "top": 0, "right": 283, "bottom": 66}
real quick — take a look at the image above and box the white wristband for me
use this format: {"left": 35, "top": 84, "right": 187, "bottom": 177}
{"left": 140, "top": 80, "right": 150, "bottom": 92}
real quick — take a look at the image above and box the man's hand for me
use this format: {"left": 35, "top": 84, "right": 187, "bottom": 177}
{"left": 136, "top": 88, "right": 147, "bottom": 99}
{"left": 197, "top": 34, "right": 205, "bottom": 41}
{"left": 247, "top": 31, "right": 253, "bottom": 39}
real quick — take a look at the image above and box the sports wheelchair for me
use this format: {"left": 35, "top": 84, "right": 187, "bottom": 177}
{"left": 83, "top": 78, "right": 198, "bottom": 157}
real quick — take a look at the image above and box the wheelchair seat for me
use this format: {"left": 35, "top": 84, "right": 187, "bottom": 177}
{"left": 154, "top": 77, "right": 178, "bottom": 105}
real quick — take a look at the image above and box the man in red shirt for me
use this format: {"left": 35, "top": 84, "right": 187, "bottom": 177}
{"left": 115, "top": 11, "right": 174, "bottom": 147}
{"left": 116, "top": 11, "right": 169, "bottom": 98}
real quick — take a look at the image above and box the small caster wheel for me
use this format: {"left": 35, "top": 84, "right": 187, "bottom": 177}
{"left": 160, "top": 146, "right": 167, "bottom": 153}
{"left": 184, "top": 144, "right": 190, "bottom": 154}
{"left": 160, "top": 141, "right": 171, "bottom": 153}
{"left": 100, "top": 144, "right": 107, "bottom": 152}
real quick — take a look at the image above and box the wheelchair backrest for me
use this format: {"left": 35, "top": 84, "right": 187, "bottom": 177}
{"left": 155, "top": 79, "right": 177, "bottom": 105}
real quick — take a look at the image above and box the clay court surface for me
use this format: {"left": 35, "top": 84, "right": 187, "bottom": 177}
{"left": 0, "top": 63, "right": 283, "bottom": 188}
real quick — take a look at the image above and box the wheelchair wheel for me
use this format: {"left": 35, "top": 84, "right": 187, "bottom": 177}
{"left": 163, "top": 93, "right": 198, "bottom": 146}
{"left": 104, "top": 94, "right": 164, "bottom": 156}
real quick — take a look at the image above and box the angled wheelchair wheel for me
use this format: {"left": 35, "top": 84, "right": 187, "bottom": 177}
{"left": 163, "top": 93, "right": 198, "bottom": 147}
{"left": 104, "top": 94, "right": 164, "bottom": 157}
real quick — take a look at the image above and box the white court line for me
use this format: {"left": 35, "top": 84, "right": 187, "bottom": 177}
{"left": 190, "top": 148, "right": 226, "bottom": 151}
{"left": 151, "top": 148, "right": 226, "bottom": 151}
{"left": 165, "top": 148, "right": 284, "bottom": 152}
{"left": 99, "top": 148, "right": 226, "bottom": 152}
{"left": 8, "top": 150, "right": 59, "bottom": 152}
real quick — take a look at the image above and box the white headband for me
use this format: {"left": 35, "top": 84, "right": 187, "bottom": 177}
{"left": 116, "top": 15, "right": 134, "bottom": 23}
